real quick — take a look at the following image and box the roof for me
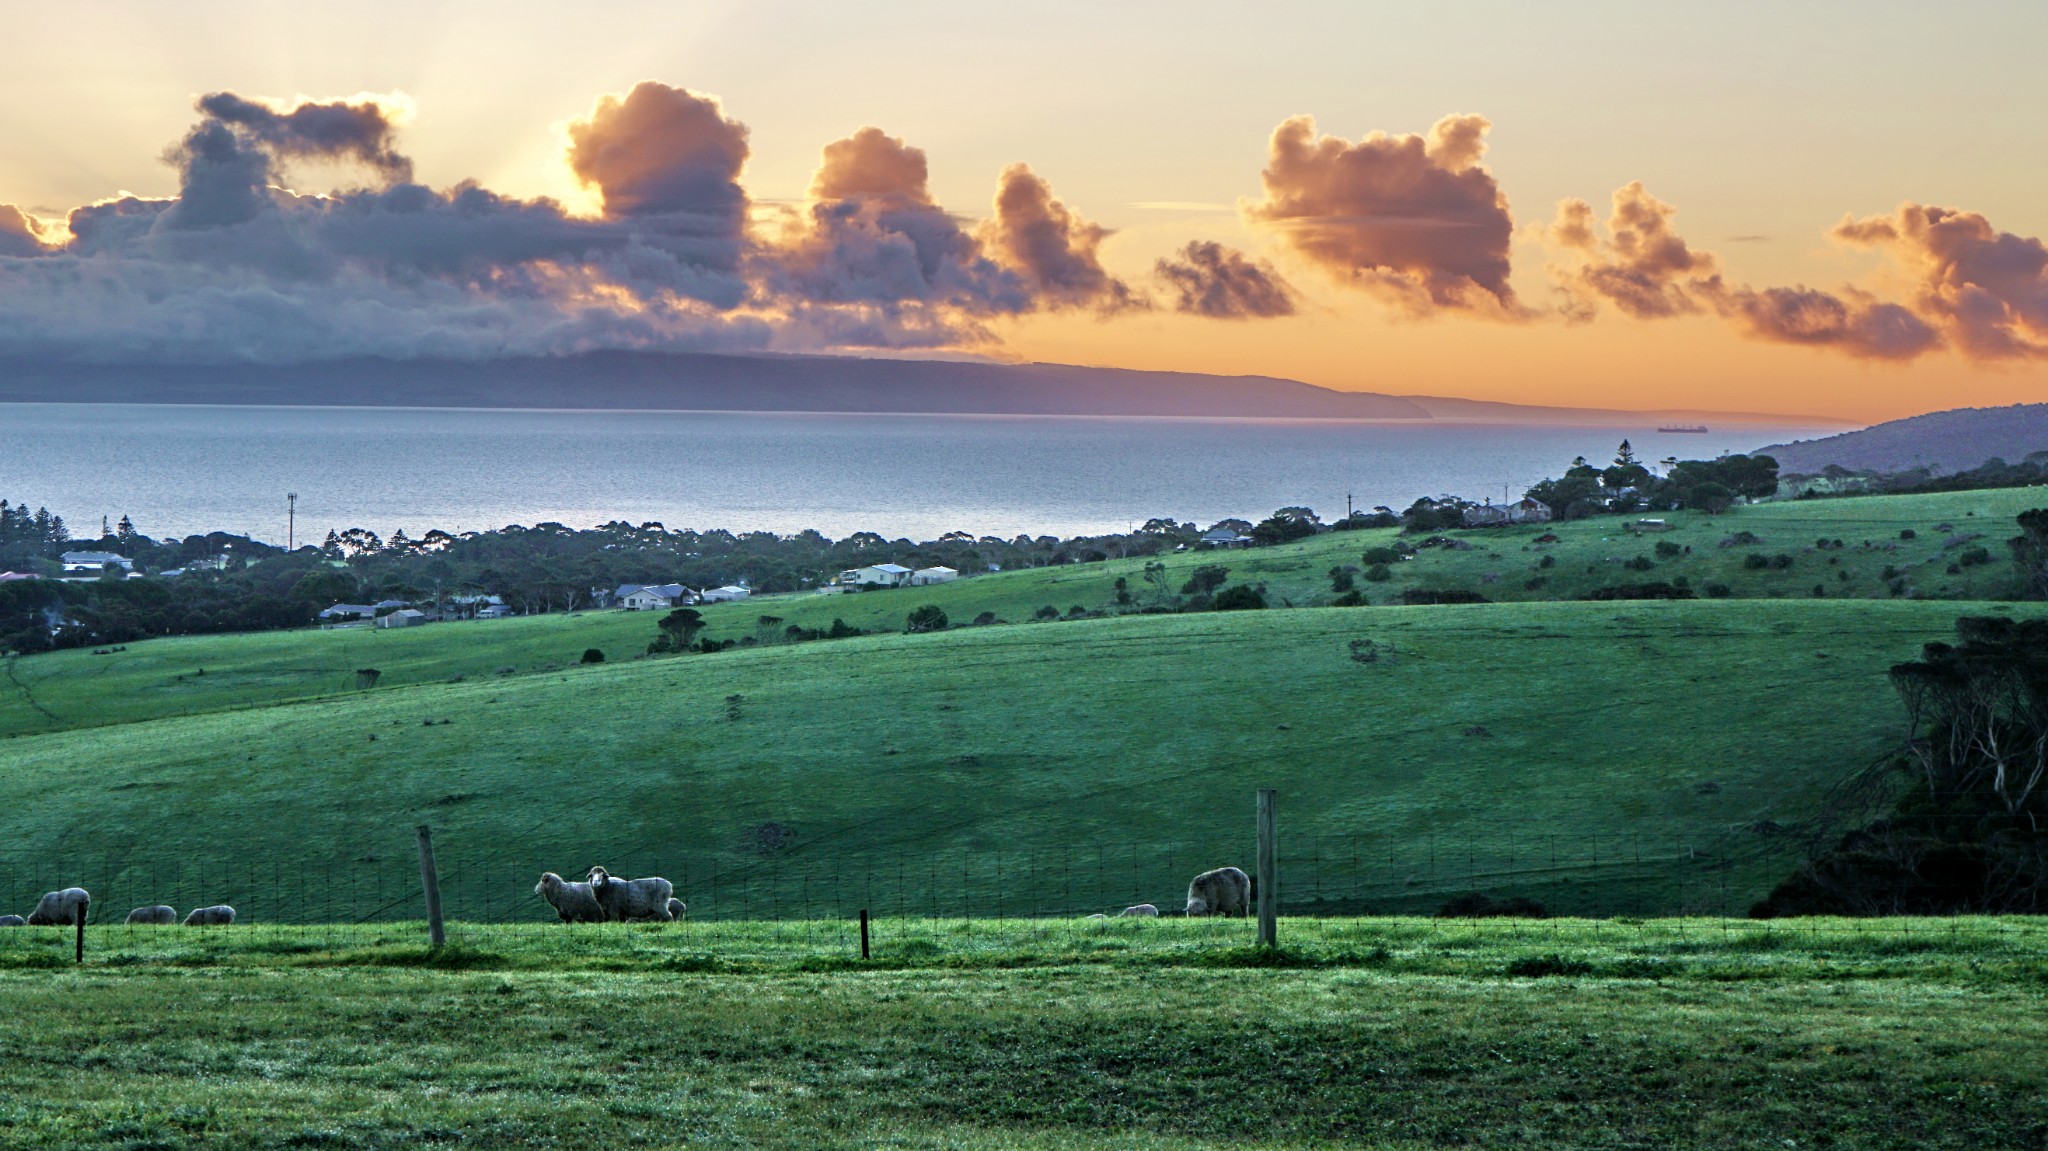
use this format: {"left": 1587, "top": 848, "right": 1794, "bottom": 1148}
{"left": 871, "top": 564, "right": 912, "bottom": 574}
{"left": 915, "top": 566, "right": 958, "bottom": 574}
{"left": 320, "top": 603, "right": 377, "bottom": 616}
{"left": 1201, "top": 529, "right": 1247, "bottom": 540}
{"left": 706, "top": 585, "right": 749, "bottom": 594}
{"left": 60, "top": 551, "right": 131, "bottom": 564}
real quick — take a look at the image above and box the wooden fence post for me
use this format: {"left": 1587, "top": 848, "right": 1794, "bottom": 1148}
{"left": 75, "top": 903, "right": 86, "bottom": 964}
{"left": 1256, "top": 788, "right": 1278, "bottom": 949}
{"left": 860, "top": 908, "right": 870, "bottom": 959}
{"left": 416, "top": 825, "right": 446, "bottom": 949}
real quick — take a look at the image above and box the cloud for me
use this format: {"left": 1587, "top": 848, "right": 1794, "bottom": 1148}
{"left": 978, "top": 163, "right": 1141, "bottom": 312}
{"left": 0, "top": 204, "right": 48, "bottom": 256}
{"left": 565, "top": 81, "right": 749, "bottom": 233}
{"left": 1154, "top": 241, "right": 1296, "bottom": 318}
{"left": 1548, "top": 182, "right": 1720, "bottom": 319}
{"left": 1833, "top": 203, "right": 2048, "bottom": 360}
{"left": 195, "top": 92, "right": 414, "bottom": 184}
{"left": 1243, "top": 114, "right": 1518, "bottom": 316}
{"left": 1713, "top": 285, "right": 1941, "bottom": 360}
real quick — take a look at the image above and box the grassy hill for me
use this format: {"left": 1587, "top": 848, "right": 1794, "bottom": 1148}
{"left": 4, "top": 487, "right": 2038, "bottom": 741}
{"left": 3, "top": 598, "right": 2024, "bottom": 922}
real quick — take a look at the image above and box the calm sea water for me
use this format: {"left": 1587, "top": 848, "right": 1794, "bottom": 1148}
{"left": 0, "top": 404, "right": 1836, "bottom": 543}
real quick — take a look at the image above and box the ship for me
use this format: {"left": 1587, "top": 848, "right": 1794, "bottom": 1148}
{"left": 1656, "top": 424, "right": 1709, "bottom": 433}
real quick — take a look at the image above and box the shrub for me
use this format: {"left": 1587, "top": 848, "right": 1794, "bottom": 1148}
{"left": 1331, "top": 590, "right": 1367, "bottom": 607}
{"left": 1033, "top": 605, "right": 1060, "bottom": 621}
{"left": 580, "top": 648, "right": 605, "bottom": 664}
{"left": 1654, "top": 540, "right": 1683, "bottom": 558}
{"left": 1900, "top": 528, "right": 1917, "bottom": 540}
{"left": 826, "top": 618, "right": 863, "bottom": 639}
{"left": 1361, "top": 546, "right": 1404, "bottom": 566}
{"left": 1180, "top": 565, "right": 1230, "bottom": 595}
{"left": 1524, "top": 576, "right": 1549, "bottom": 590}
{"left": 1585, "top": 582, "right": 1695, "bottom": 601}
{"left": 1705, "top": 582, "right": 1732, "bottom": 598}
{"left": 1957, "top": 546, "right": 1993, "bottom": 568}
{"left": 1743, "top": 553, "right": 1770, "bottom": 570}
{"left": 1212, "top": 584, "right": 1267, "bottom": 611}
{"left": 1400, "top": 588, "right": 1490, "bottom": 605}
{"left": 1364, "top": 563, "right": 1393, "bottom": 582}
{"left": 972, "top": 611, "right": 998, "bottom": 626}
{"left": 1328, "top": 566, "right": 1356, "bottom": 593}
{"left": 1538, "top": 554, "right": 1556, "bottom": 569}
{"left": 906, "top": 605, "right": 949, "bottom": 633}
{"left": 1623, "top": 555, "right": 1656, "bottom": 571}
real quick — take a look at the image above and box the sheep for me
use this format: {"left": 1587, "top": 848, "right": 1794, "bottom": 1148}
{"left": 182, "top": 905, "right": 236, "bottom": 926}
{"left": 533, "top": 872, "right": 606, "bottom": 923}
{"left": 0, "top": 915, "right": 24, "bottom": 927}
{"left": 1184, "top": 867, "right": 1251, "bottom": 917}
{"left": 666, "top": 896, "right": 688, "bottom": 920}
{"left": 586, "top": 866, "right": 675, "bottom": 921}
{"left": 1117, "top": 903, "right": 1161, "bottom": 917}
{"left": 26, "top": 887, "right": 89, "bottom": 926}
{"left": 126, "top": 905, "right": 178, "bottom": 925}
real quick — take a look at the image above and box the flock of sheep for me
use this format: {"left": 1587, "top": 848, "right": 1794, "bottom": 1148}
{"left": 2, "top": 865, "right": 1251, "bottom": 933}
{"left": 0, "top": 887, "right": 237, "bottom": 928}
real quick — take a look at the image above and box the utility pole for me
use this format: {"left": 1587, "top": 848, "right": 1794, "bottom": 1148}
{"left": 287, "top": 492, "right": 297, "bottom": 552}
{"left": 1346, "top": 493, "right": 1353, "bottom": 519}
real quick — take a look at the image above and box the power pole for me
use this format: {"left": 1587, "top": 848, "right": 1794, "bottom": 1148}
{"left": 287, "top": 492, "right": 297, "bottom": 552}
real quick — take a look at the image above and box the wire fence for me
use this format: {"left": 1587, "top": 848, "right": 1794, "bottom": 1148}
{"left": 0, "top": 818, "right": 1854, "bottom": 963}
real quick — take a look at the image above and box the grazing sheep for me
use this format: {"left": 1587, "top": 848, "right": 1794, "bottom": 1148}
{"left": 1084, "top": 913, "right": 1109, "bottom": 920}
{"left": 126, "top": 905, "right": 177, "bottom": 925}
{"left": 586, "top": 866, "right": 675, "bottom": 921}
{"left": 0, "top": 915, "right": 24, "bottom": 927}
{"left": 1117, "top": 903, "right": 1161, "bottom": 917}
{"left": 534, "top": 872, "right": 606, "bottom": 923}
{"left": 1184, "top": 867, "right": 1251, "bottom": 917}
{"left": 26, "top": 887, "right": 89, "bottom": 926}
{"left": 665, "top": 896, "right": 687, "bottom": 920}
{"left": 182, "top": 905, "right": 236, "bottom": 926}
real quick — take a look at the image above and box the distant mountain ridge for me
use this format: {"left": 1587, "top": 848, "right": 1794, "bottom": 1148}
{"left": 1759, "top": 404, "right": 2048, "bottom": 475}
{"left": 0, "top": 350, "right": 1836, "bottom": 425}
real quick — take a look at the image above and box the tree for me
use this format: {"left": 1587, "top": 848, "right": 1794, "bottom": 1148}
{"left": 649, "top": 607, "right": 706, "bottom": 653}
{"left": 906, "top": 605, "right": 949, "bottom": 633}
{"left": 1212, "top": 584, "right": 1266, "bottom": 611}
{"left": 115, "top": 515, "right": 138, "bottom": 545}
{"left": 2010, "top": 508, "right": 2048, "bottom": 599}
{"left": 1685, "top": 481, "right": 1734, "bottom": 514}
{"left": 1251, "top": 506, "right": 1321, "bottom": 546}
{"left": 1180, "top": 565, "right": 1230, "bottom": 595}
{"left": 1141, "top": 560, "right": 1171, "bottom": 603}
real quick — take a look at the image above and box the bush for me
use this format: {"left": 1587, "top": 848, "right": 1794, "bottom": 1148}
{"left": 1328, "top": 566, "right": 1356, "bottom": 593}
{"left": 1399, "top": 588, "right": 1490, "bottom": 605}
{"left": 1537, "top": 554, "right": 1556, "bottom": 569}
{"left": 1524, "top": 576, "right": 1549, "bottom": 590}
{"left": 1033, "top": 605, "right": 1060, "bottom": 621}
{"left": 1180, "top": 565, "right": 1230, "bottom": 596}
{"left": 1900, "top": 528, "right": 1917, "bottom": 540}
{"left": 1957, "top": 546, "right": 1993, "bottom": 568}
{"left": 971, "top": 611, "right": 997, "bottom": 626}
{"left": 906, "top": 605, "right": 949, "bottom": 633}
{"left": 580, "top": 648, "right": 605, "bottom": 664}
{"left": 1330, "top": 590, "right": 1366, "bottom": 607}
{"left": 826, "top": 618, "right": 864, "bottom": 639}
{"left": 1361, "top": 546, "right": 1404, "bottom": 566}
{"left": 1585, "top": 582, "right": 1695, "bottom": 601}
{"left": 1654, "top": 540, "right": 1683, "bottom": 558}
{"left": 1623, "top": 555, "right": 1656, "bottom": 571}
{"left": 1212, "top": 585, "right": 1267, "bottom": 611}
{"left": 1705, "top": 582, "right": 1732, "bottom": 598}
{"left": 1364, "top": 563, "right": 1393, "bottom": 582}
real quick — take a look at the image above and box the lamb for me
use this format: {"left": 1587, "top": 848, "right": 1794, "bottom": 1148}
{"left": 0, "top": 915, "right": 24, "bottom": 927}
{"left": 126, "top": 905, "right": 178, "bottom": 925}
{"left": 182, "top": 905, "right": 236, "bottom": 926}
{"left": 666, "top": 897, "right": 688, "bottom": 920}
{"left": 1117, "top": 903, "right": 1161, "bottom": 917}
{"left": 26, "top": 887, "right": 89, "bottom": 926}
{"left": 534, "top": 872, "right": 606, "bottom": 923}
{"left": 1184, "top": 867, "right": 1251, "bottom": 917}
{"left": 586, "top": 866, "right": 675, "bottom": 921}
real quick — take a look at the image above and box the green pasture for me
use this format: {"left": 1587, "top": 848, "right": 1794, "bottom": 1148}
{"left": 0, "top": 918, "right": 2041, "bottom": 1149}
{"left": 4, "top": 599, "right": 2028, "bottom": 920}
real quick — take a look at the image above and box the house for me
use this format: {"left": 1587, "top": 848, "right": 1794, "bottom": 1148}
{"left": 475, "top": 603, "right": 513, "bottom": 619}
{"left": 375, "top": 608, "right": 428, "bottom": 629}
{"left": 910, "top": 566, "right": 959, "bottom": 585}
{"left": 1633, "top": 519, "right": 1672, "bottom": 532}
{"left": 1462, "top": 504, "right": 1512, "bottom": 528}
{"left": 1509, "top": 498, "right": 1556, "bottom": 524}
{"left": 1199, "top": 529, "right": 1252, "bottom": 548}
{"left": 700, "top": 584, "right": 751, "bottom": 602}
{"left": 839, "top": 563, "right": 913, "bottom": 588}
{"left": 1465, "top": 498, "right": 1554, "bottom": 527}
{"left": 372, "top": 599, "right": 410, "bottom": 613}
{"left": 617, "top": 583, "right": 693, "bottom": 610}
{"left": 319, "top": 603, "right": 378, "bottom": 621}
{"left": 59, "top": 551, "right": 133, "bottom": 576}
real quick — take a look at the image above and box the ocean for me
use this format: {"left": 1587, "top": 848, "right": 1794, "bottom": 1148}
{"left": 0, "top": 404, "right": 1836, "bottom": 543}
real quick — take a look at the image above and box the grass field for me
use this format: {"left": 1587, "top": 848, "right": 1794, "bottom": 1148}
{"left": 4, "top": 598, "right": 2034, "bottom": 921}
{"left": 4, "top": 488, "right": 2039, "bottom": 743}
{"left": 0, "top": 918, "right": 2042, "bottom": 1149}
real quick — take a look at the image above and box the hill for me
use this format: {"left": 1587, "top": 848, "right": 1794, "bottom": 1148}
{"left": 1760, "top": 403, "right": 2048, "bottom": 475}
{"left": 0, "top": 350, "right": 1831, "bottom": 424}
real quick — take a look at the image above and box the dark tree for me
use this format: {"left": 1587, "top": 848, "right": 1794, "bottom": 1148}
{"left": 906, "top": 605, "right": 949, "bottom": 633}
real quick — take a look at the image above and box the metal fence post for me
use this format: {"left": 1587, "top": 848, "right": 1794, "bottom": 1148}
{"left": 1256, "top": 788, "right": 1278, "bottom": 949}
{"left": 416, "top": 825, "right": 446, "bottom": 949}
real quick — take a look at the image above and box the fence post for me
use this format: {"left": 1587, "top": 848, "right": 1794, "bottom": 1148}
{"left": 75, "top": 903, "right": 86, "bottom": 964}
{"left": 416, "top": 825, "right": 446, "bottom": 949}
{"left": 860, "top": 908, "right": 870, "bottom": 959}
{"left": 1256, "top": 788, "right": 1278, "bottom": 949}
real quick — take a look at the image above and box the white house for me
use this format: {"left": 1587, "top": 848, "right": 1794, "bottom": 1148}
{"left": 475, "top": 603, "right": 513, "bottom": 619}
{"left": 910, "top": 566, "right": 959, "bottom": 585}
{"left": 700, "top": 584, "right": 751, "bottom": 602}
{"left": 375, "top": 608, "right": 428, "bottom": 629}
{"left": 839, "top": 563, "right": 913, "bottom": 588}
{"left": 1200, "top": 529, "right": 1252, "bottom": 549}
{"left": 319, "top": 603, "right": 378, "bottom": 621}
{"left": 60, "top": 551, "right": 134, "bottom": 576}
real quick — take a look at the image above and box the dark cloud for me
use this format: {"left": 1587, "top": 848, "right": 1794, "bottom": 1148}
{"left": 1154, "top": 241, "right": 1296, "bottom": 318}
{"left": 1713, "top": 285, "right": 1941, "bottom": 360}
{"left": 196, "top": 92, "right": 414, "bottom": 183}
{"left": 1548, "top": 182, "right": 1720, "bottom": 319}
{"left": 978, "top": 163, "right": 1141, "bottom": 312}
{"left": 1834, "top": 204, "right": 2048, "bottom": 360}
{"left": 566, "top": 81, "right": 749, "bottom": 227}
{"left": 1243, "top": 114, "right": 1518, "bottom": 316}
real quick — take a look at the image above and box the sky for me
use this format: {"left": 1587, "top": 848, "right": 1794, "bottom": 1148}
{"left": 1, "top": 0, "right": 2045, "bottom": 423}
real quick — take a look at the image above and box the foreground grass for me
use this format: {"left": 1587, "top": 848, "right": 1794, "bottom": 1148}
{"left": 0, "top": 918, "right": 2041, "bottom": 1149}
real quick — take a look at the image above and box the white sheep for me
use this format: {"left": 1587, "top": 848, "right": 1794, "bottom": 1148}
{"left": 586, "top": 866, "right": 675, "bottom": 921}
{"left": 182, "top": 905, "right": 236, "bottom": 926}
{"left": 1117, "top": 903, "right": 1161, "bottom": 917}
{"left": 126, "top": 905, "right": 177, "bottom": 925}
{"left": 665, "top": 896, "right": 688, "bottom": 920}
{"left": 1184, "top": 867, "right": 1251, "bottom": 917}
{"left": 533, "top": 872, "right": 606, "bottom": 923}
{"left": 26, "top": 887, "right": 89, "bottom": 926}
{"left": 0, "top": 915, "right": 24, "bottom": 927}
